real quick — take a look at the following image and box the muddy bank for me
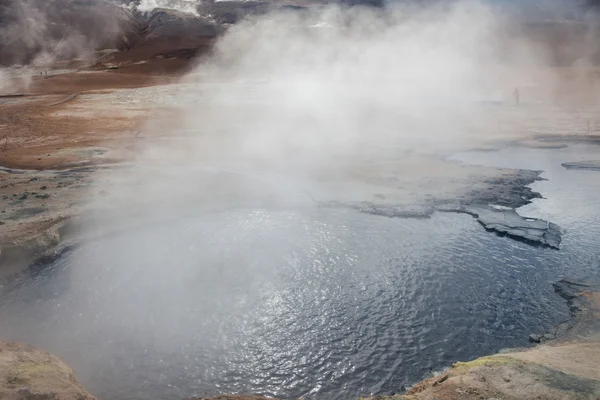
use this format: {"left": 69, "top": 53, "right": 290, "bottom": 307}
{"left": 0, "top": 341, "right": 96, "bottom": 400}
{"left": 366, "top": 278, "right": 600, "bottom": 400}
{"left": 542, "top": 279, "right": 600, "bottom": 341}
{"left": 562, "top": 160, "right": 600, "bottom": 171}
{"left": 0, "top": 165, "right": 106, "bottom": 281}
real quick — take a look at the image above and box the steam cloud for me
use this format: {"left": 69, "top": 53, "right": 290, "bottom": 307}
{"left": 0, "top": 0, "right": 132, "bottom": 66}
{"left": 132, "top": 0, "right": 199, "bottom": 15}
{"left": 88, "top": 0, "right": 556, "bottom": 227}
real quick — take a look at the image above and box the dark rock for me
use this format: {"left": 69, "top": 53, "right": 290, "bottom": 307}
{"left": 536, "top": 134, "right": 600, "bottom": 145}
{"left": 529, "top": 332, "right": 557, "bottom": 343}
{"left": 125, "top": 7, "right": 222, "bottom": 59}
{"left": 147, "top": 8, "right": 221, "bottom": 38}
{"left": 470, "top": 207, "right": 561, "bottom": 249}
{"left": 6, "top": 207, "right": 47, "bottom": 219}
{"left": 529, "top": 334, "right": 542, "bottom": 343}
{"left": 35, "top": 194, "right": 50, "bottom": 199}
{"left": 348, "top": 203, "right": 433, "bottom": 219}
{"left": 197, "top": 1, "right": 270, "bottom": 24}
{"left": 554, "top": 278, "right": 599, "bottom": 300}
{"left": 18, "top": 193, "right": 28, "bottom": 200}
{"left": 466, "top": 169, "right": 544, "bottom": 209}
{"left": 561, "top": 160, "right": 600, "bottom": 171}
{"left": 40, "top": 186, "right": 47, "bottom": 190}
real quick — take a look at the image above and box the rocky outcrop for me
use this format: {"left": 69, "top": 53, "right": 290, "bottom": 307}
{"left": 91, "top": 7, "right": 223, "bottom": 65}
{"left": 530, "top": 278, "right": 600, "bottom": 343}
{"left": 146, "top": 8, "right": 220, "bottom": 38}
{"left": 452, "top": 168, "right": 562, "bottom": 248}
{"left": 0, "top": 341, "right": 96, "bottom": 400}
{"left": 386, "top": 352, "right": 600, "bottom": 400}
{"left": 186, "top": 396, "right": 277, "bottom": 400}
{"left": 550, "top": 278, "right": 600, "bottom": 339}
{"left": 470, "top": 207, "right": 562, "bottom": 249}
{"left": 197, "top": 1, "right": 271, "bottom": 24}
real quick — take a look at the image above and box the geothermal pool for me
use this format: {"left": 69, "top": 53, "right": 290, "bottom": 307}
{"left": 1, "top": 145, "right": 600, "bottom": 400}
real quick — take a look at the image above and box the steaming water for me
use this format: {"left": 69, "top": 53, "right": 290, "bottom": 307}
{"left": 1, "top": 145, "right": 600, "bottom": 400}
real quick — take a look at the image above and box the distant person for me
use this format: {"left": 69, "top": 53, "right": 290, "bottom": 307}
{"left": 513, "top": 87, "right": 520, "bottom": 106}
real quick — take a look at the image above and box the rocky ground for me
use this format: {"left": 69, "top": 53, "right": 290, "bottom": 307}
{"left": 0, "top": 341, "right": 96, "bottom": 400}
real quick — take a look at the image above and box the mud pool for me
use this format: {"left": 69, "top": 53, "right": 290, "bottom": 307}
{"left": 1, "top": 145, "right": 600, "bottom": 400}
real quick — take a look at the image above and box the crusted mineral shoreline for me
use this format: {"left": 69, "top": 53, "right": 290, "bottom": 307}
{"left": 374, "top": 278, "right": 600, "bottom": 400}
{"left": 336, "top": 167, "right": 562, "bottom": 249}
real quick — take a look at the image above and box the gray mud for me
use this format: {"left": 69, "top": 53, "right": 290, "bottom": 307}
{"left": 471, "top": 207, "right": 561, "bottom": 249}
{"left": 339, "top": 167, "right": 560, "bottom": 249}
{"left": 561, "top": 160, "right": 600, "bottom": 171}
{"left": 535, "top": 134, "right": 600, "bottom": 145}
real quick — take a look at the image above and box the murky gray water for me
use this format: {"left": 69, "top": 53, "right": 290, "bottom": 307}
{"left": 1, "top": 145, "right": 599, "bottom": 400}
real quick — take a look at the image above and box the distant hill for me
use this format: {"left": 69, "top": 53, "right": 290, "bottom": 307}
{"left": 0, "top": 0, "right": 139, "bottom": 66}
{"left": 1, "top": 0, "right": 599, "bottom": 68}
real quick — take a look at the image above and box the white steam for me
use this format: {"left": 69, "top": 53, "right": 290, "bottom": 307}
{"left": 133, "top": 0, "right": 199, "bottom": 15}
{"left": 174, "top": 2, "right": 543, "bottom": 169}
{"left": 88, "top": 1, "right": 551, "bottom": 228}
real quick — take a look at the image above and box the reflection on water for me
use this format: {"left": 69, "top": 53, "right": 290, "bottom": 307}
{"left": 1, "top": 146, "right": 600, "bottom": 400}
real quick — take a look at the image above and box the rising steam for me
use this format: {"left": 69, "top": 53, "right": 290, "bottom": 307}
{"left": 85, "top": 0, "right": 555, "bottom": 230}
